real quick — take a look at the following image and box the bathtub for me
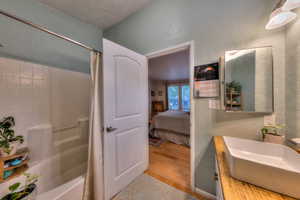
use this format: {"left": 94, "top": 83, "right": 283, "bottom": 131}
{"left": 37, "top": 176, "right": 85, "bottom": 200}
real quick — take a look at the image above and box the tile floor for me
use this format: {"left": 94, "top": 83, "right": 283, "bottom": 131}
{"left": 113, "top": 174, "right": 198, "bottom": 200}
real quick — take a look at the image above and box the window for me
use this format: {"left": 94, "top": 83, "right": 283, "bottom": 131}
{"left": 181, "top": 85, "right": 190, "bottom": 111}
{"left": 167, "top": 84, "right": 190, "bottom": 111}
{"left": 168, "top": 86, "right": 179, "bottom": 110}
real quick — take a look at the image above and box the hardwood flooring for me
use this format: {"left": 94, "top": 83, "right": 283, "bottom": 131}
{"left": 145, "top": 142, "right": 209, "bottom": 200}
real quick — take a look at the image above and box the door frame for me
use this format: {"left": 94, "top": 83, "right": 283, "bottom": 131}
{"left": 145, "top": 41, "right": 196, "bottom": 190}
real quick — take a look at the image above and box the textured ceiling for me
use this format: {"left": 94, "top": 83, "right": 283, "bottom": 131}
{"left": 37, "top": 0, "right": 153, "bottom": 29}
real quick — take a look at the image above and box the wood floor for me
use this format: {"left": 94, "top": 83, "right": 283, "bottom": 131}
{"left": 145, "top": 142, "right": 209, "bottom": 200}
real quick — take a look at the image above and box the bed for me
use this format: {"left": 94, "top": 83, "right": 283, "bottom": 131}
{"left": 151, "top": 110, "right": 190, "bottom": 146}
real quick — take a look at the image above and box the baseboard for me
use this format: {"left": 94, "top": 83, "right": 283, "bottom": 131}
{"left": 195, "top": 187, "right": 216, "bottom": 200}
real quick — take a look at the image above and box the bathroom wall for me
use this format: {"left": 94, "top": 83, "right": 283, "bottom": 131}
{"left": 255, "top": 47, "right": 273, "bottom": 112}
{"left": 286, "top": 8, "right": 300, "bottom": 139}
{"left": 0, "top": 0, "right": 103, "bottom": 73}
{"left": 104, "top": 0, "right": 285, "bottom": 194}
{"left": 0, "top": 56, "right": 90, "bottom": 196}
{"left": 194, "top": 32, "right": 285, "bottom": 194}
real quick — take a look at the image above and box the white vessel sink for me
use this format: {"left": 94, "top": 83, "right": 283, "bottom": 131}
{"left": 223, "top": 136, "right": 300, "bottom": 199}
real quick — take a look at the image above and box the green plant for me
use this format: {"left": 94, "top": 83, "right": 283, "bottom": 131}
{"left": 4, "top": 173, "right": 39, "bottom": 200}
{"left": 261, "top": 124, "right": 285, "bottom": 139}
{"left": 0, "top": 117, "right": 24, "bottom": 154}
{"left": 226, "top": 81, "right": 242, "bottom": 92}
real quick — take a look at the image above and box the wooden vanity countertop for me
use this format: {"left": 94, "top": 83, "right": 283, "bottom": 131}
{"left": 214, "top": 136, "right": 297, "bottom": 200}
{"left": 291, "top": 146, "right": 300, "bottom": 154}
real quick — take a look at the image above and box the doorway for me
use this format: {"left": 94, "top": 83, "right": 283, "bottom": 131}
{"left": 145, "top": 42, "right": 196, "bottom": 194}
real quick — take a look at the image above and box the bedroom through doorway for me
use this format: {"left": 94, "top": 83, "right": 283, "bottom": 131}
{"left": 145, "top": 42, "right": 195, "bottom": 195}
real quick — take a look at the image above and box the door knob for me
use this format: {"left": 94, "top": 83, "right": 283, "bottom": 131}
{"left": 106, "top": 126, "right": 117, "bottom": 132}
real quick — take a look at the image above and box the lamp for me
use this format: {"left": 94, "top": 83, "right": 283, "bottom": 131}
{"left": 282, "top": 0, "right": 300, "bottom": 10}
{"left": 265, "top": 8, "right": 297, "bottom": 30}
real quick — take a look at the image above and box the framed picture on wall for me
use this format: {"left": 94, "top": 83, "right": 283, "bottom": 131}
{"left": 151, "top": 90, "right": 155, "bottom": 97}
{"left": 194, "top": 62, "right": 219, "bottom": 98}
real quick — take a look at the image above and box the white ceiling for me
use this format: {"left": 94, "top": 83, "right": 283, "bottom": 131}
{"left": 149, "top": 50, "right": 189, "bottom": 81}
{"left": 37, "top": 0, "right": 153, "bottom": 29}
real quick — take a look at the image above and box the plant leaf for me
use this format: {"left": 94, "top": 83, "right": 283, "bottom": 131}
{"left": 9, "top": 182, "right": 21, "bottom": 192}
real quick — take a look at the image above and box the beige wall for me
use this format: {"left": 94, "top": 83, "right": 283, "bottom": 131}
{"left": 0, "top": 57, "right": 90, "bottom": 196}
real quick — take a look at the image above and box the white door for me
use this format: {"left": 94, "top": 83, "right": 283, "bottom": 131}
{"left": 103, "top": 39, "right": 148, "bottom": 200}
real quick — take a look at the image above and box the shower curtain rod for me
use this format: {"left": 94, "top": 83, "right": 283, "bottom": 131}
{"left": 0, "top": 9, "right": 102, "bottom": 54}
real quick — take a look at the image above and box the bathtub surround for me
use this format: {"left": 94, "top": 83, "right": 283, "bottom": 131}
{"left": 104, "top": 0, "right": 286, "bottom": 195}
{"left": 83, "top": 52, "right": 104, "bottom": 200}
{"left": 0, "top": 0, "right": 103, "bottom": 73}
{"left": 0, "top": 56, "right": 90, "bottom": 197}
{"left": 0, "top": 2, "right": 104, "bottom": 199}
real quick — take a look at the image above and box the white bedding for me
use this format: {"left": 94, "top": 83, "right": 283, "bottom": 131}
{"left": 152, "top": 110, "right": 190, "bottom": 136}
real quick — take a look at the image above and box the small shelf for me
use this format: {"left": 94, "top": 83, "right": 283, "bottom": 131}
{"left": 226, "top": 90, "right": 243, "bottom": 111}
{"left": 226, "top": 92, "right": 240, "bottom": 96}
{"left": 226, "top": 103, "right": 241, "bottom": 106}
{"left": 0, "top": 148, "right": 29, "bottom": 161}
{"left": 1, "top": 165, "right": 29, "bottom": 183}
{"left": 0, "top": 148, "right": 29, "bottom": 183}
{"left": 4, "top": 159, "right": 29, "bottom": 171}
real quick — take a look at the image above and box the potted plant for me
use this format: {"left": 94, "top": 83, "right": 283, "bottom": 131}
{"left": 226, "top": 81, "right": 242, "bottom": 93}
{"left": 1, "top": 173, "right": 39, "bottom": 200}
{"left": 0, "top": 117, "right": 24, "bottom": 157}
{"left": 260, "top": 124, "right": 285, "bottom": 144}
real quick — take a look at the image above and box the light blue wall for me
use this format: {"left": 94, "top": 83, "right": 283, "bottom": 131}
{"left": 0, "top": 0, "right": 103, "bottom": 73}
{"left": 286, "top": 8, "right": 300, "bottom": 139}
{"left": 105, "top": 0, "right": 275, "bottom": 63}
{"left": 104, "top": 0, "right": 286, "bottom": 195}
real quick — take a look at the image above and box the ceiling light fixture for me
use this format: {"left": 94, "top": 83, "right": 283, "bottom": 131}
{"left": 266, "top": 0, "right": 298, "bottom": 30}
{"left": 265, "top": 8, "right": 297, "bottom": 30}
{"left": 282, "top": 0, "right": 300, "bottom": 11}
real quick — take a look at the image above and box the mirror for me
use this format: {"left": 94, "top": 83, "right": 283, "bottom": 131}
{"left": 224, "top": 47, "right": 273, "bottom": 113}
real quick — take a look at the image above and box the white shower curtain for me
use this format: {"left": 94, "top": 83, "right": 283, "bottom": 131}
{"left": 82, "top": 52, "right": 104, "bottom": 200}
